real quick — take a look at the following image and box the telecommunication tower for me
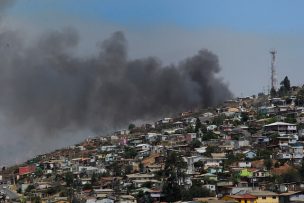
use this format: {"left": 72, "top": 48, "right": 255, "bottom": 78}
{"left": 270, "top": 50, "right": 277, "bottom": 90}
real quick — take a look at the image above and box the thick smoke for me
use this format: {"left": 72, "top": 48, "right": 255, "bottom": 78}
{"left": 0, "top": 1, "right": 233, "bottom": 165}
{"left": 0, "top": 29, "right": 232, "bottom": 133}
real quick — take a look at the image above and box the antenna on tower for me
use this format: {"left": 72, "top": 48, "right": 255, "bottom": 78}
{"left": 270, "top": 49, "right": 277, "bottom": 91}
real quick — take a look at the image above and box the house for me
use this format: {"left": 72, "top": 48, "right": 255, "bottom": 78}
{"left": 222, "top": 194, "right": 257, "bottom": 203}
{"left": 289, "top": 143, "right": 304, "bottom": 162}
{"left": 207, "top": 125, "right": 218, "bottom": 131}
{"left": 132, "top": 179, "right": 161, "bottom": 188}
{"left": 155, "top": 117, "right": 173, "bottom": 128}
{"left": 252, "top": 169, "right": 271, "bottom": 178}
{"left": 238, "top": 161, "right": 252, "bottom": 168}
{"left": 234, "top": 140, "right": 250, "bottom": 149}
{"left": 114, "top": 129, "right": 130, "bottom": 136}
{"left": 78, "top": 166, "right": 104, "bottom": 175}
{"left": 118, "top": 195, "right": 137, "bottom": 203}
{"left": 145, "top": 133, "right": 160, "bottom": 143}
{"left": 194, "top": 197, "right": 237, "bottom": 203}
{"left": 147, "top": 189, "right": 165, "bottom": 200}
{"left": 135, "top": 144, "right": 152, "bottom": 151}
{"left": 243, "top": 151, "right": 257, "bottom": 159}
{"left": 87, "top": 198, "right": 114, "bottom": 203}
{"left": 264, "top": 122, "right": 297, "bottom": 135}
{"left": 216, "top": 180, "right": 234, "bottom": 194}
{"left": 211, "top": 153, "right": 227, "bottom": 159}
{"left": 185, "top": 133, "right": 198, "bottom": 143}
{"left": 94, "top": 188, "right": 114, "bottom": 196}
{"left": 249, "top": 191, "right": 279, "bottom": 203}
{"left": 126, "top": 173, "right": 155, "bottom": 181}
{"left": 137, "top": 150, "right": 151, "bottom": 159}
{"left": 273, "top": 135, "right": 298, "bottom": 149}
{"left": 208, "top": 167, "right": 223, "bottom": 174}
{"left": 219, "top": 145, "right": 234, "bottom": 152}
{"left": 98, "top": 145, "right": 117, "bottom": 153}
{"left": 194, "top": 147, "right": 207, "bottom": 155}
{"left": 203, "top": 184, "right": 216, "bottom": 192}
{"left": 204, "top": 158, "right": 223, "bottom": 169}
{"left": 201, "top": 173, "right": 218, "bottom": 181}
{"left": 279, "top": 191, "right": 304, "bottom": 203}
{"left": 105, "top": 153, "right": 118, "bottom": 162}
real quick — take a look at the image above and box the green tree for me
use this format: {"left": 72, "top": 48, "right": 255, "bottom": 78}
{"left": 278, "top": 76, "right": 291, "bottom": 97}
{"left": 202, "top": 131, "right": 218, "bottom": 141}
{"left": 241, "top": 112, "right": 249, "bottom": 123}
{"left": 297, "top": 87, "right": 304, "bottom": 103}
{"left": 35, "top": 167, "right": 43, "bottom": 177}
{"left": 189, "top": 140, "right": 202, "bottom": 149}
{"left": 162, "top": 152, "right": 187, "bottom": 202}
{"left": 82, "top": 183, "right": 93, "bottom": 190}
{"left": 142, "top": 181, "right": 152, "bottom": 188}
{"left": 270, "top": 87, "right": 277, "bottom": 98}
{"left": 181, "top": 180, "right": 214, "bottom": 201}
{"left": 284, "top": 117, "right": 297, "bottom": 124}
{"left": 257, "top": 149, "right": 272, "bottom": 159}
{"left": 128, "top": 123, "right": 136, "bottom": 130}
{"left": 195, "top": 117, "right": 202, "bottom": 133}
{"left": 274, "top": 161, "right": 280, "bottom": 168}
{"left": 123, "top": 164, "right": 133, "bottom": 175}
{"left": 282, "top": 169, "right": 301, "bottom": 183}
{"left": 139, "top": 162, "right": 144, "bottom": 173}
{"left": 282, "top": 76, "right": 291, "bottom": 91}
{"left": 212, "top": 115, "right": 225, "bottom": 126}
{"left": 264, "top": 158, "right": 273, "bottom": 170}
{"left": 91, "top": 172, "right": 99, "bottom": 185}
{"left": 201, "top": 124, "right": 207, "bottom": 133}
{"left": 65, "top": 172, "right": 74, "bottom": 187}
{"left": 46, "top": 187, "right": 58, "bottom": 195}
{"left": 25, "top": 184, "right": 35, "bottom": 193}
{"left": 124, "top": 147, "right": 138, "bottom": 159}
{"left": 204, "top": 146, "right": 217, "bottom": 157}
{"left": 299, "top": 161, "right": 304, "bottom": 180}
{"left": 31, "top": 196, "right": 42, "bottom": 203}
{"left": 108, "top": 162, "right": 122, "bottom": 176}
{"left": 266, "top": 117, "right": 278, "bottom": 124}
{"left": 185, "top": 125, "right": 195, "bottom": 133}
{"left": 224, "top": 153, "right": 244, "bottom": 168}
{"left": 193, "top": 160, "right": 204, "bottom": 170}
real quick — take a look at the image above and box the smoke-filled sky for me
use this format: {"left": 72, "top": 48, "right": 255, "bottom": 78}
{"left": 0, "top": 0, "right": 304, "bottom": 165}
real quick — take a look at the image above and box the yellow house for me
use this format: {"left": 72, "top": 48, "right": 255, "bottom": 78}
{"left": 222, "top": 194, "right": 257, "bottom": 203}
{"left": 42, "top": 200, "right": 69, "bottom": 203}
{"left": 249, "top": 191, "right": 279, "bottom": 203}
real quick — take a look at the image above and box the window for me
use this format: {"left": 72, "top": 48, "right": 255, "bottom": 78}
{"left": 262, "top": 197, "right": 266, "bottom": 199}
{"left": 272, "top": 196, "right": 276, "bottom": 199}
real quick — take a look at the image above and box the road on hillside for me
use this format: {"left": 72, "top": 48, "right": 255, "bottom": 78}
{"left": 0, "top": 184, "right": 19, "bottom": 201}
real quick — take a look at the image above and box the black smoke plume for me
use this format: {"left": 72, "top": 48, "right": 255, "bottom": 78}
{"left": 0, "top": 29, "right": 232, "bottom": 133}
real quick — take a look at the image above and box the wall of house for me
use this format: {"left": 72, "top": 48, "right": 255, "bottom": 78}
{"left": 290, "top": 193, "right": 304, "bottom": 202}
{"left": 256, "top": 196, "right": 279, "bottom": 203}
{"left": 222, "top": 196, "right": 257, "bottom": 203}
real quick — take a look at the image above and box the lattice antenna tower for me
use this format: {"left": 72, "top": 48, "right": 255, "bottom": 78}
{"left": 270, "top": 49, "right": 277, "bottom": 90}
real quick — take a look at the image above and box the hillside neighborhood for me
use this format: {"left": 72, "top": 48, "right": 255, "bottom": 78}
{"left": 2, "top": 77, "right": 304, "bottom": 203}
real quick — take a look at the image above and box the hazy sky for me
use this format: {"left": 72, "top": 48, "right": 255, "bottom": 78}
{"left": 3, "top": 0, "right": 304, "bottom": 96}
